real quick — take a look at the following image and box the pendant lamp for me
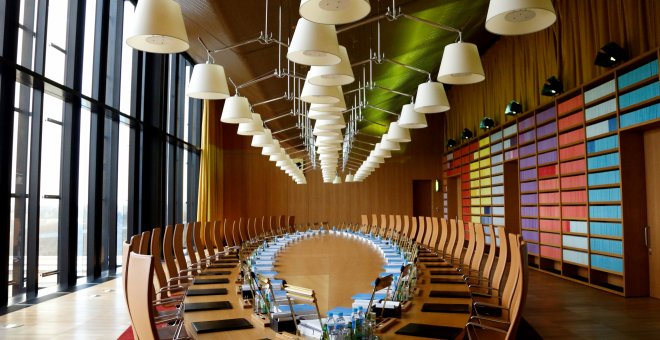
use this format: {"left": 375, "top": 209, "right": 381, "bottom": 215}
{"left": 373, "top": 144, "right": 392, "bottom": 158}
{"left": 332, "top": 174, "right": 342, "bottom": 184}
{"left": 486, "top": 0, "right": 556, "bottom": 36}
{"left": 307, "top": 46, "right": 355, "bottom": 86}
{"left": 310, "top": 94, "right": 347, "bottom": 112}
{"left": 313, "top": 125, "right": 341, "bottom": 137}
{"left": 386, "top": 122, "right": 411, "bottom": 143}
{"left": 262, "top": 140, "right": 281, "bottom": 156}
{"left": 126, "top": 0, "right": 189, "bottom": 54}
{"left": 287, "top": 18, "right": 341, "bottom": 66}
{"left": 308, "top": 109, "right": 341, "bottom": 120}
{"left": 187, "top": 63, "right": 230, "bottom": 99}
{"left": 251, "top": 129, "right": 273, "bottom": 147}
{"left": 299, "top": 0, "right": 370, "bottom": 25}
{"left": 220, "top": 95, "right": 252, "bottom": 124}
{"left": 300, "top": 82, "right": 341, "bottom": 104}
{"left": 237, "top": 113, "right": 265, "bottom": 136}
{"left": 398, "top": 104, "right": 427, "bottom": 129}
{"left": 437, "top": 42, "right": 485, "bottom": 85}
{"left": 414, "top": 81, "right": 450, "bottom": 113}
{"left": 345, "top": 173, "right": 354, "bottom": 182}
{"left": 379, "top": 137, "right": 401, "bottom": 151}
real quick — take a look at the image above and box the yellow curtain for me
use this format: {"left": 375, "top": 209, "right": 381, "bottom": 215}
{"left": 445, "top": 0, "right": 660, "bottom": 139}
{"left": 197, "top": 100, "right": 223, "bottom": 222}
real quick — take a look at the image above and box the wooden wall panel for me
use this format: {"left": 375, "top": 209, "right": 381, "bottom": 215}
{"left": 219, "top": 114, "right": 445, "bottom": 225}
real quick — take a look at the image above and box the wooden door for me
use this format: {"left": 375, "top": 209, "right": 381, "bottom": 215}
{"left": 413, "top": 180, "right": 433, "bottom": 217}
{"left": 644, "top": 129, "right": 660, "bottom": 298}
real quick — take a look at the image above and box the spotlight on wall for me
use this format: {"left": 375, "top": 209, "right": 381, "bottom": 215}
{"left": 461, "top": 128, "right": 473, "bottom": 140}
{"left": 446, "top": 138, "right": 457, "bottom": 148}
{"left": 541, "top": 76, "right": 563, "bottom": 96}
{"left": 480, "top": 117, "right": 496, "bottom": 130}
{"left": 505, "top": 100, "right": 523, "bottom": 116}
{"left": 594, "top": 42, "right": 626, "bottom": 68}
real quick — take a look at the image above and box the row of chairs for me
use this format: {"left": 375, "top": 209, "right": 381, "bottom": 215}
{"left": 358, "top": 214, "right": 528, "bottom": 339}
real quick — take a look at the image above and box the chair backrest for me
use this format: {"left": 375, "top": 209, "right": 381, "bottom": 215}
{"left": 500, "top": 233, "right": 522, "bottom": 316}
{"left": 150, "top": 227, "right": 168, "bottom": 293}
{"left": 139, "top": 231, "right": 151, "bottom": 255}
{"left": 162, "top": 225, "right": 179, "bottom": 281}
{"left": 194, "top": 222, "right": 207, "bottom": 262}
{"left": 481, "top": 225, "right": 497, "bottom": 281}
{"left": 206, "top": 221, "right": 217, "bottom": 257}
{"left": 185, "top": 222, "right": 198, "bottom": 265}
{"left": 246, "top": 218, "right": 254, "bottom": 241}
{"left": 446, "top": 219, "right": 458, "bottom": 259}
{"left": 232, "top": 218, "right": 242, "bottom": 247}
{"left": 409, "top": 217, "right": 418, "bottom": 241}
{"left": 436, "top": 218, "right": 448, "bottom": 254}
{"left": 395, "top": 215, "right": 402, "bottom": 235}
{"left": 280, "top": 215, "right": 287, "bottom": 235}
{"left": 213, "top": 220, "right": 225, "bottom": 249}
{"left": 471, "top": 223, "right": 486, "bottom": 273}
{"left": 463, "top": 222, "right": 476, "bottom": 268}
{"left": 287, "top": 216, "right": 295, "bottom": 233}
{"left": 402, "top": 215, "right": 410, "bottom": 238}
{"left": 371, "top": 214, "right": 378, "bottom": 228}
{"left": 125, "top": 252, "right": 158, "bottom": 340}
{"left": 360, "top": 214, "right": 368, "bottom": 230}
{"left": 121, "top": 240, "right": 136, "bottom": 317}
{"left": 415, "top": 216, "right": 425, "bottom": 244}
{"left": 452, "top": 219, "right": 466, "bottom": 263}
{"left": 491, "top": 226, "right": 509, "bottom": 297}
{"left": 269, "top": 216, "right": 276, "bottom": 236}
{"left": 238, "top": 218, "right": 247, "bottom": 244}
{"left": 380, "top": 214, "right": 387, "bottom": 236}
{"left": 505, "top": 236, "right": 528, "bottom": 340}
{"left": 388, "top": 215, "right": 395, "bottom": 237}
{"left": 224, "top": 218, "right": 234, "bottom": 247}
{"left": 428, "top": 217, "right": 440, "bottom": 252}
{"left": 173, "top": 224, "right": 188, "bottom": 274}
{"left": 423, "top": 216, "right": 433, "bottom": 247}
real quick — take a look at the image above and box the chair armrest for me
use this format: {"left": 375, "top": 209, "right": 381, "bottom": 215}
{"left": 473, "top": 301, "right": 509, "bottom": 311}
{"left": 469, "top": 315, "right": 511, "bottom": 327}
{"left": 468, "top": 284, "right": 500, "bottom": 292}
{"left": 466, "top": 321, "right": 508, "bottom": 334}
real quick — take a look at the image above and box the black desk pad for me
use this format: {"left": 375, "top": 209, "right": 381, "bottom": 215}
{"left": 430, "top": 278, "right": 465, "bottom": 284}
{"left": 395, "top": 323, "right": 464, "bottom": 339}
{"left": 184, "top": 301, "right": 232, "bottom": 312}
{"left": 430, "top": 270, "right": 462, "bottom": 276}
{"left": 194, "top": 277, "right": 230, "bottom": 284}
{"left": 421, "top": 303, "right": 470, "bottom": 314}
{"left": 191, "top": 318, "right": 253, "bottom": 334}
{"left": 429, "top": 290, "right": 472, "bottom": 298}
{"left": 187, "top": 288, "right": 228, "bottom": 296}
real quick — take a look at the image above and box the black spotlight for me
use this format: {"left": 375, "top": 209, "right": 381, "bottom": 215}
{"left": 505, "top": 100, "right": 523, "bottom": 116}
{"left": 461, "top": 128, "right": 473, "bottom": 140}
{"left": 480, "top": 117, "right": 495, "bottom": 130}
{"left": 446, "top": 138, "right": 457, "bottom": 148}
{"left": 541, "top": 76, "right": 563, "bottom": 96}
{"left": 595, "top": 42, "right": 626, "bottom": 68}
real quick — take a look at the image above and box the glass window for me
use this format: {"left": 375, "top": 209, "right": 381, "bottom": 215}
{"left": 77, "top": 107, "right": 90, "bottom": 277}
{"left": 44, "top": 0, "right": 69, "bottom": 84}
{"left": 81, "top": 0, "right": 97, "bottom": 97}
{"left": 116, "top": 120, "right": 130, "bottom": 267}
{"left": 119, "top": 1, "right": 135, "bottom": 115}
{"left": 17, "top": 0, "right": 38, "bottom": 70}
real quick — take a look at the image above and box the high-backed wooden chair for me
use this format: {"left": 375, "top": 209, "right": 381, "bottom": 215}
{"left": 409, "top": 216, "right": 418, "bottom": 242}
{"left": 422, "top": 216, "right": 434, "bottom": 249}
{"left": 436, "top": 218, "right": 449, "bottom": 256}
{"left": 415, "top": 216, "right": 426, "bottom": 245}
{"left": 139, "top": 230, "right": 151, "bottom": 255}
{"left": 173, "top": 224, "right": 188, "bottom": 275}
{"left": 162, "top": 225, "right": 179, "bottom": 281}
{"left": 379, "top": 214, "right": 388, "bottom": 237}
{"left": 463, "top": 223, "right": 486, "bottom": 281}
{"left": 426, "top": 217, "right": 439, "bottom": 252}
{"left": 232, "top": 218, "right": 242, "bottom": 247}
{"left": 287, "top": 216, "right": 295, "bottom": 233}
{"left": 479, "top": 225, "right": 497, "bottom": 283}
{"left": 125, "top": 252, "right": 186, "bottom": 340}
{"left": 223, "top": 219, "right": 234, "bottom": 248}
{"left": 360, "top": 214, "right": 369, "bottom": 233}
{"left": 185, "top": 222, "right": 198, "bottom": 266}
{"left": 213, "top": 220, "right": 225, "bottom": 250}
{"left": 469, "top": 226, "right": 509, "bottom": 299}
{"left": 371, "top": 213, "right": 378, "bottom": 234}
{"left": 394, "top": 215, "right": 402, "bottom": 240}
{"left": 402, "top": 215, "right": 410, "bottom": 240}
{"left": 458, "top": 222, "right": 477, "bottom": 272}
{"left": 388, "top": 215, "right": 395, "bottom": 238}
{"left": 450, "top": 219, "right": 466, "bottom": 265}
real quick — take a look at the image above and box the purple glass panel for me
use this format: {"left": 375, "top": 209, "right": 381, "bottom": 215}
{"left": 522, "top": 218, "right": 539, "bottom": 230}
{"left": 519, "top": 144, "right": 537, "bottom": 157}
{"left": 536, "top": 107, "right": 556, "bottom": 124}
{"left": 521, "top": 181, "right": 537, "bottom": 192}
{"left": 519, "top": 116, "right": 535, "bottom": 131}
{"left": 538, "top": 151, "right": 558, "bottom": 164}
{"left": 537, "top": 137, "right": 557, "bottom": 152}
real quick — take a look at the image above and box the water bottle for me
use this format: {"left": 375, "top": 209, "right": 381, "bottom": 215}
{"left": 335, "top": 312, "right": 348, "bottom": 339}
{"left": 325, "top": 312, "right": 335, "bottom": 338}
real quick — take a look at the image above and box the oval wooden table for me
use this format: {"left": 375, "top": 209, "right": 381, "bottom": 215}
{"left": 183, "top": 232, "right": 470, "bottom": 339}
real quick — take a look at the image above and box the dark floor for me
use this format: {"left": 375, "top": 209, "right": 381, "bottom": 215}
{"left": 524, "top": 270, "right": 660, "bottom": 339}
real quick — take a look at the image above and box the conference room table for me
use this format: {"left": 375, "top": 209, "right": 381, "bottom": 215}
{"left": 182, "top": 231, "right": 470, "bottom": 339}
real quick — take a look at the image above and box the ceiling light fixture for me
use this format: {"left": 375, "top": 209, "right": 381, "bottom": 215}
{"left": 287, "top": 18, "right": 341, "bottom": 66}
{"left": 345, "top": 173, "right": 354, "bottom": 182}
{"left": 437, "top": 39, "right": 485, "bottom": 85}
{"left": 251, "top": 128, "right": 274, "bottom": 147}
{"left": 220, "top": 95, "right": 252, "bottom": 124}
{"left": 398, "top": 104, "right": 428, "bottom": 129}
{"left": 414, "top": 81, "right": 450, "bottom": 113}
{"left": 299, "top": 0, "right": 371, "bottom": 25}
{"left": 386, "top": 122, "right": 411, "bottom": 143}
{"left": 300, "top": 82, "right": 342, "bottom": 104}
{"left": 187, "top": 62, "right": 230, "bottom": 100}
{"left": 237, "top": 113, "right": 265, "bottom": 136}
{"left": 126, "top": 0, "right": 189, "bottom": 53}
{"left": 486, "top": 0, "right": 557, "bottom": 36}
{"left": 307, "top": 46, "right": 355, "bottom": 86}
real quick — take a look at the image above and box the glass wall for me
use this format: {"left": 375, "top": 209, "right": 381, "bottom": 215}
{"left": 1, "top": 0, "right": 203, "bottom": 306}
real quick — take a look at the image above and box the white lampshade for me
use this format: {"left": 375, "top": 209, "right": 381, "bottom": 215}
{"left": 398, "top": 103, "right": 428, "bottom": 129}
{"left": 287, "top": 18, "right": 340, "bottom": 66}
{"left": 299, "top": 0, "right": 370, "bottom": 25}
{"left": 414, "top": 81, "right": 450, "bottom": 113}
{"left": 307, "top": 46, "right": 355, "bottom": 86}
{"left": 237, "top": 113, "right": 265, "bottom": 136}
{"left": 313, "top": 125, "right": 341, "bottom": 137}
{"left": 308, "top": 110, "right": 341, "bottom": 120}
{"left": 486, "top": 0, "right": 556, "bottom": 35}
{"left": 437, "top": 42, "right": 485, "bottom": 85}
{"left": 252, "top": 129, "right": 273, "bottom": 147}
{"left": 315, "top": 135, "right": 342, "bottom": 146}
{"left": 315, "top": 117, "right": 345, "bottom": 130}
{"left": 269, "top": 152, "right": 287, "bottom": 162}
{"left": 310, "top": 95, "right": 347, "bottom": 112}
{"left": 345, "top": 173, "right": 354, "bottom": 182}
{"left": 386, "top": 122, "right": 411, "bottom": 143}
{"left": 380, "top": 137, "right": 400, "bottom": 151}
{"left": 220, "top": 95, "right": 252, "bottom": 124}
{"left": 367, "top": 155, "right": 385, "bottom": 164}
{"left": 320, "top": 154, "right": 339, "bottom": 161}
{"left": 262, "top": 140, "right": 281, "bottom": 156}
{"left": 187, "top": 63, "right": 230, "bottom": 99}
{"left": 126, "top": 0, "right": 189, "bottom": 53}
{"left": 373, "top": 145, "right": 392, "bottom": 158}
{"left": 318, "top": 145, "right": 341, "bottom": 151}
{"left": 332, "top": 175, "right": 342, "bottom": 184}
{"left": 301, "top": 82, "right": 342, "bottom": 104}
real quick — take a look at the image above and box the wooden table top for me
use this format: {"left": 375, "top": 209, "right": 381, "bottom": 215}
{"left": 183, "top": 232, "right": 469, "bottom": 339}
